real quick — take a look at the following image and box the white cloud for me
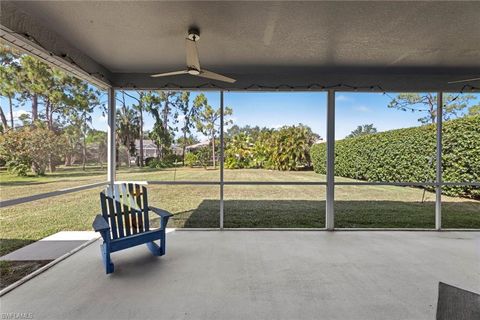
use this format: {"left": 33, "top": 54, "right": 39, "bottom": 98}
{"left": 97, "top": 114, "right": 107, "bottom": 121}
{"left": 5, "top": 109, "right": 29, "bottom": 120}
{"left": 353, "top": 105, "right": 371, "bottom": 112}
{"left": 335, "top": 95, "right": 353, "bottom": 102}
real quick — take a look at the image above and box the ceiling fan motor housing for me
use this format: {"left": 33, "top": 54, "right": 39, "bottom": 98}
{"left": 187, "top": 68, "right": 200, "bottom": 75}
{"left": 187, "top": 27, "right": 200, "bottom": 41}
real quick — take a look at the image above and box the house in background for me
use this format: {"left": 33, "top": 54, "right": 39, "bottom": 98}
{"left": 134, "top": 139, "right": 159, "bottom": 159}
{"left": 185, "top": 140, "right": 210, "bottom": 152}
{"left": 134, "top": 139, "right": 185, "bottom": 164}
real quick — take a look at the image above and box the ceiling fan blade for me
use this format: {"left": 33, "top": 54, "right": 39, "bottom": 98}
{"left": 150, "top": 70, "right": 189, "bottom": 78}
{"left": 448, "top": 77, "right": 480, "bottom": 84}
{"left": 186, "top": 39, "right": 201, "bottom": 71}
{"left": 198, "top": 69, "right": 236, "bottom": 83}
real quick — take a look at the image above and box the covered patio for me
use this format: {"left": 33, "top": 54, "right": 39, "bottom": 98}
{"left": 1, "top": 1, "right": 479, "bottom": 319}
{"left": 2, "top": 231, "right": 479, "bottom": 319}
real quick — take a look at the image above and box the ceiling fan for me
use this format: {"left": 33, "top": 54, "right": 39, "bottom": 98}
{"left": 151, "top": 28, "right": 236, "bottom": 83}
{"left": 447, "top": 77, "right": 480, "bottom": 84}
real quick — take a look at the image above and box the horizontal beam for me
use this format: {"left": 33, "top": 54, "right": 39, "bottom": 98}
{"left": 0, "top": 180, "right": 477, "bottom": 208}
{"left": 0, "top": 182, "right": 106, "bottom": 208}
{"left": 111, "top": 68, "right": 480, "bottom": 92}
{"left": 123, "top": 180, "right": 480, "bottom": 187}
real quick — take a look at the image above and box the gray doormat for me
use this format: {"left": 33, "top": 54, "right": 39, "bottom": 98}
{"left": 436, "top": 282, "right": 480, "bottom": 320}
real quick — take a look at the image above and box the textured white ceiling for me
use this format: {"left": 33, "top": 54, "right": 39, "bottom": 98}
{"left": 2, "top": 1, "right": 480, "bottom": 90}
{"left": 9, "top": 1, "right": 480, "bottom": 72}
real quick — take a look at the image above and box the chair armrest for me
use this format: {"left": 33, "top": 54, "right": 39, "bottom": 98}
{"left": 93, "top": 214, "right": 110, "bottom": 232}
{"left": 149, "top": 206, "right": 173, "bottom": 219}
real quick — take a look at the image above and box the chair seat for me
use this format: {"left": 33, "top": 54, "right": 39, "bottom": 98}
{"left": 110, "top": 229, "right": 164, "bottom": 253}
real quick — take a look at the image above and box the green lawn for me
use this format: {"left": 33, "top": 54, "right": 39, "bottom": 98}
{"left": 1, "top": 166, "right": 479, "bottom": 258}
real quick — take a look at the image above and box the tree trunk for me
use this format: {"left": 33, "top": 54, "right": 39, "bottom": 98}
{"left": 211, "top": 133, "right": 216, "bottom": 169}
{"left": 46, "top": 101, "right": 55, "bottom": 131}
{"left": 45, "top": 101, "right": 50, "bottom": 129}
{"left": 99, "top": 145, "right": 104, "bottom": 169}
{"left": 48, "top": 155, "right": 56, "bottom": 173}
{"left": 139, "top": 110, "right": 144, "bottom": 167}
{"left": 428, "top": 94, "right": 436, "bottom": 124}
{"left": 8, "top": 95, "right": 14, "bottom": 128}
{"left": 47, "top": 100, "right": 55, "bottom": 173}
{"left": 31, "top": 94, "right": 38, "bottom": 122}
{"left": 161, "top": 96, "right": 169, "bottom": 160}
{"left": 126, "top": 136, "right": 131, "bottom": 168}
{"left": 163, "top": 98, "right": 169, "bottom": 131}
{"left": 82, "top": 134, "right": 87, "bottom": 171}
{"left": 126, "top": 148, "right": 131, "bottom": 168}
{"left": 116, "top": 142, "right": 119, "bottom": 169}
{"left": 182, "top": 131, "right": 187, "bottom": 166}
{"left": 0, "top": 106, "right": 8, "bottom": 130}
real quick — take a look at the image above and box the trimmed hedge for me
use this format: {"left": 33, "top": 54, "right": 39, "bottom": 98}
{"left": 311, "top": 115, "right": 480, "bottom": 199}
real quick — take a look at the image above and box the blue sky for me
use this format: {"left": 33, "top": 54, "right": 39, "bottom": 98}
{"left": 3, "top": 91, "right": 478, "bottom": 140}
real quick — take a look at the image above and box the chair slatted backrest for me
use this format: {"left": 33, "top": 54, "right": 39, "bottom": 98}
{"left": 100, "top": 183, "right": 150, "bottom": 239}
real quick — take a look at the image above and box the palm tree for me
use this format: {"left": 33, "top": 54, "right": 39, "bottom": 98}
{"left": 116, "top": 92, "right": 140, "bottom": 167}
{"left": 348, "top": 124, "right": 377, "bottom": 138}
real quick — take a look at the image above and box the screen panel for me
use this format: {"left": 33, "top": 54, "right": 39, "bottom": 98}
{"left": 224, "top": 185, "right": 326, "bottom": 228}
{"left": 334, "top": 184, "right": 435, "bottom": 228}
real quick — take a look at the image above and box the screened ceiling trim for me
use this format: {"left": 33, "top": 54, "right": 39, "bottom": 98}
{"left": 0, "top": 2, "right": 111, "bottom": 89}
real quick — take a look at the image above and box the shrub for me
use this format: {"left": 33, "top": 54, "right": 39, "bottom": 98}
{"left": 183, "top": 147, "right": 212, "bottom": 168}
{"left": 196, "top": 146, "right": 212, "bottom": 168}
{"left": 225, "top": 133, "right": 254, "bottom": 169}
{"left": 164, "top": 153, "right": 182, "bottom": 164}
{"left": 145, "top": 157, "right": 156, "bottom": 166}
{"left": 311, "top": 115, "right": 480, "bottom": 199}
{"left": 225, "top": 125, "right": 318, "bottom": 171}
{"left": 184, "top": 152, "right": 198, "bottom": 167}
{"left": 0, "top": 126, "right": 65, "bottom": 176}
{"left": 147, "top": 158, "right": 175, "bottom": 169}
{"left": 268, "top": 125, "right": 317, "bottom": 170}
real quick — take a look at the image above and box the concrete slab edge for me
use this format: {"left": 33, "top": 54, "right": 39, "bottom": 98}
{"left": 0, "top": 236, "right": 100, "bottom": 297}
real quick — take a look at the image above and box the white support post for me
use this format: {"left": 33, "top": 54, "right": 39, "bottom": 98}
{"left": 219, "top": 91, "right": 225, "bottom": 229}
{"left": 107, "top": 87, "right": 116, "bottom": 186}
{"left": 435, "top": 92, "right": 443, "bottom": 230}
{"left": 326, "top": 90, "right": 335, "bottom": 230}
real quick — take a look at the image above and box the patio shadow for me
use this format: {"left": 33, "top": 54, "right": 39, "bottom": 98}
{"left": 155, "top": 200, "right": 480, "bottom": 229}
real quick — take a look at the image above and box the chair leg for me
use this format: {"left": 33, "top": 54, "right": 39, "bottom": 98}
{"left": 146, "top": 241, "right": 161, "bottom": 256}
{"left": 146, "top": 232, "right": 166, "bottom": 256}
{"left": 101, "top": 243, "right": 114, "bottom": 274}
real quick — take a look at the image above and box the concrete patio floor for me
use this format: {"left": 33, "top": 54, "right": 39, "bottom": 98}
{"left": 1, "top": 231, "right": 479, "bottom": 320}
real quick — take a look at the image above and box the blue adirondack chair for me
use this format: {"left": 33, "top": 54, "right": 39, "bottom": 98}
{"left": 92, "top": 183, "right": 172, "bottom": 274}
